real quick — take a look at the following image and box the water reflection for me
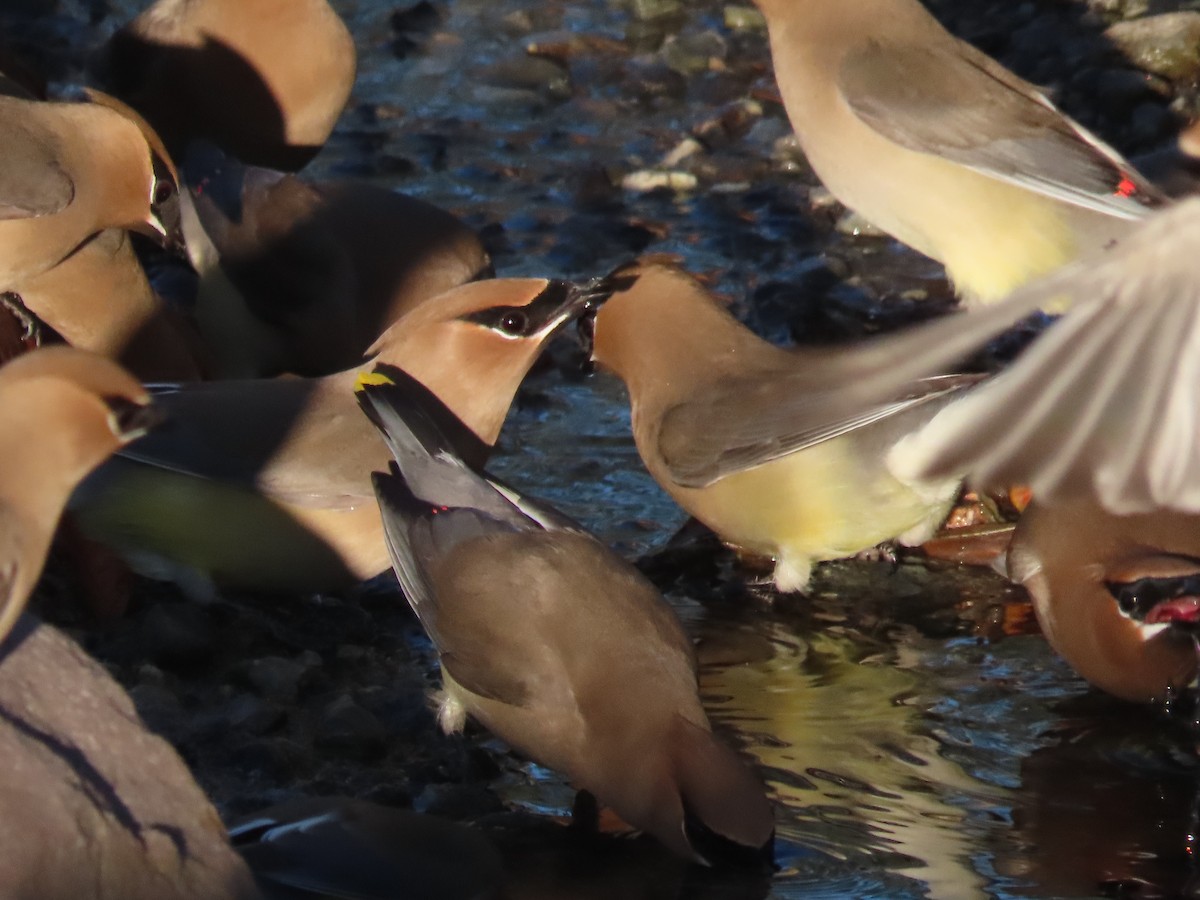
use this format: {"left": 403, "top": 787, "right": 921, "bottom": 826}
{"left": 698, "top": 611, "right": 997, "bottom": 899}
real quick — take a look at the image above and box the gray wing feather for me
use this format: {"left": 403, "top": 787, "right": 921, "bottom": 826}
{"left": 890, "top": 199, "right": 1200, "bottom": 513}
{"left": 840, "top": 42, "right": 1163, "bottom": 217}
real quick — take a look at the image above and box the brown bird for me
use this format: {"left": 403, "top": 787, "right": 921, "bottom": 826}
{"left": 361, "top": 376, "right": 775, "bottom": 865}
{"left": 72, "top": 278, "right": 595, "bottom": 598}
{"left": 180, "top": 142, "right": 491, "bottom": 377}
{"left": 1006, "top": 499, "right": 1200, "bottom": 704}
{"left": 587, "top": 260, "right": 977, "bottom": 592}
{"left": 14, "top": 227, "right": 205, "bottom": 381}
{"left": 0, "top": 92, "right": 180, "bottom": 291}
{"left": 105, "top": 0, "right": 356, "bottom": 170}
{"left": 0, "top": 615, "right": 260, "bottom": 899}
{"left": 879, "top": 198, "right": 1200, "bottom": 515}
{"left": 0, "top": 347, "right": 158, "bottom": 645}
{"left": 753, "top": 0, "right": 1166, "bottom": 305}
{"left": 788, "top": 200, "right": 1200, "bottom": 702}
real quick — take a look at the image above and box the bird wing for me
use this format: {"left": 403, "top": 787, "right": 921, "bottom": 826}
{"left": 838, "top": 40, "right": 1164, "bottom": 218}
{"left": 120, "top": 378, "right": 376, "bottom": 509}
{"left": 0, "top": 120, "right": 74, "bottom": 220}
{"left": 659, "top": 369, "right": 981, "bottom": 488}
{"left": 890, "top": 202, "right": 1200, "bottom": 514}
{"left": 373, "top": 469, "right": 533, "bottom": 707}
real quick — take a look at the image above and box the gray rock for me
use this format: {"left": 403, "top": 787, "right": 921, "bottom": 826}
{"left": 139, "top": 602, "right": 218, "bottom": 669}
{"left": 243, "top": 655, "right": 315, "bottom": 704}
{"left": 315, "top": 695, "right": 388, "bottom": 759}
{"left": 1106, "top": 13, "right": 1200, "bottom": 83}
{"left": 0, "top": 616, "right": 259, "bottom": 899}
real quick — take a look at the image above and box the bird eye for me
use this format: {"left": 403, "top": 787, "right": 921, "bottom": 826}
{"left": 153, "top": 180, "right": 176, "bottom": 206}
{"left": 499, "top": 311, "right": 528, "bottom": 336}
{"left": 105, "top": 397, "right": 160, "bottom": 441}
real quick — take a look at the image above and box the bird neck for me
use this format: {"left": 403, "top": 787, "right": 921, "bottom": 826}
{"left": 592, "top": 285, "right": 776, "bottom": 400}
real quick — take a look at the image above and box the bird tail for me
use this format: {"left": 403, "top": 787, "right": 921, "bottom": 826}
{"left": 669, "top": 715, "right": 776, "bottom": 867}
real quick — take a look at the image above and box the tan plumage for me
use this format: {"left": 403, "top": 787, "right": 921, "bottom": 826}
{"left": 754, "top": 0, "right": 1165, "bottom": 304}
{"left": 1007, "top": 499, "right": 1200, "bottom": 703}
{"left": 876, "top": 198, "right": 1200, "bottom": 515}
{"left": 362, "top": 380, "right": 774, "bottom": 864}
{"left": 180, "top": 144, "right": 491, "bottom": 377}
{"left": 797, "top": 200, "right": 1200, "bottom": 702}
{"left": 0, "top": 347, "right": 156, "bottom": 645}
{"left": 0, "top": 93, "right": 179, "bottom": 291}
{"left": 588, "top": 261, "right": 974, "bottom": 592}
{"left": 73, "top": 279, "right": 593, "bottom": 597}
{"left": 106, "top": 0, "right": 356, "bottom": 170}
{"left": 14, "top": 227, "right": 205, "bottom": 381}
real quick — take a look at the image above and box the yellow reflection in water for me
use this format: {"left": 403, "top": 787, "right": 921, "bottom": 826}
{"left": 700, "top": 620, "right": 1004, "bottom": 900}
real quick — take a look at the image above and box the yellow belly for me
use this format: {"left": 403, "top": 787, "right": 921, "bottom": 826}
{"left": 674, "top": 439, "right": 958, "bottom": 588}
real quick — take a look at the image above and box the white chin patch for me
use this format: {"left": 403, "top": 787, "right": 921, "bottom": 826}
{"left": 1137, "top": 622, "right": 1171, "bottom": 642}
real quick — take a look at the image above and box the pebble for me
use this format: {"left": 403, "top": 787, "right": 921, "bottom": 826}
{"left": 315, "top": 695, "right": 389, "bottom": 759}
{"left": 139, "top": 602, "right": 218, "bottom": 669}
{"left": 241, "top": 654, "right": 318, "bottom": 704}
{"left": 1105, "top": 13, "right": 1200, "bottom": 83}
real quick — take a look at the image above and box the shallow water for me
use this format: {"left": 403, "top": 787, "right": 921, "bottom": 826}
{"left": 77, "top": 0, "right": 1200, "bottom": 895}
{"left": 337, "top": 1, "right": 1200, "bottom": 896}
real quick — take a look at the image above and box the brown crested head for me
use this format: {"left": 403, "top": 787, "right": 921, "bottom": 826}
{"left": 1008, "top": 499, "right": 1200, "bottom": 704}
{"left": 67, "top": 91, "right": 181, "bottom": 249}
{"left": 0, "top": 347, "right": 157, "bottom": 455}
{"left": 587, "top": 257, "right": 747, "bottom": 392}
{"left": 365, "top": 278, "right": 591, "bottom": 445}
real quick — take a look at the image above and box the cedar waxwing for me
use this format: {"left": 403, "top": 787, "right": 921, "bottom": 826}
{"left": 0, "top": 346, "right": 157, "bottom": 644}
{"left": 72, "top": 279, "right": 595, "bottom": 597}
{"left": 882, "top": 197, "right": 1200, "bottom": 514}
{"left": 0, "top": 92, "right": 180, "bottom": 291}
{"left": 586, "top": 260, "right": 979, "bottom": 593}
{"left": 753, "top": 0, "right": 1166, "bottom": 305}
{"left": 104, "top": 0, "right": 356, "bottom": 171}
{"left": 0, "top": 615, "right": 260, "bottom": 900}
{"left": 795, "top": 200, "right": 1200, "bottom": 702}
{"left": 179, "top": 142, "right": 491, "bottom": 378}
{"left": 229, "top": 797, "right": 503, "bottom": 900}
{"left": 14, "top": 227, "right": 206, "bottom": 381}
{"left": 1005, "top": 499, "right": 1200, "bottom": 704}
{"left": 360, "top": 376, "right": 775, "bottom": 865}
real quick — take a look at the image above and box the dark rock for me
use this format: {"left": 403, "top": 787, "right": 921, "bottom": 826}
{"left": 229, "top": 738, "right": 311, "bottom": 780}
{"left": 315, "top": 695, "right": 388, "bottom": 759}
{"left": 479, "top": 55, "right": 572, "bottom": 103}
{"left": 241, "top": 654, "right": 317, "bottom": 704}
{"left": 139, "top": 602, "right": 219, "bottom": 669}
{"left": 224, "top": 693, "right": 287, "bottom": 736}
{"left": 413, "top": 783, "right": 506, "bottom": 820}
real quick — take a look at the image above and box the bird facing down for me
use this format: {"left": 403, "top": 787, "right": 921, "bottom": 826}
{"left": 71, "top": 278, "right": 596, "bottom": 598}
{"left": 587, "top": 260, "right": 977, "bottom": 592}
{"left": 0, "top": 347, "right": 157, "bottom": 646}
{"left": 179, "top": 142, "right": 492, "bottom": 378}
{"left": 796, "top": 198, "right": 1200, "bottom": 702}
{"left": 359, "top": 375, "right": 775, "bottom": 865}
{"left": 753, "top": 0, "right": 1165, "bottom": 305}
{"left": 13, "top": 227, "right": 205, "bottom": 381}
{"left": 1006, "top": 499, "right": 1200, "bottom": 704}
{"left": 105, "top": 0, "right": 356, "bottom": 170}
{"left": 0, "top": 92, "right": 180, "bottom": 292}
